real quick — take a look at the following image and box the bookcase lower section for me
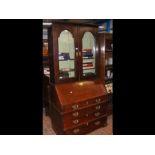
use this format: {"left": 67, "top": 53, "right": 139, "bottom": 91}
{"left": 49, "top": 102, "right": 108, "bottom": 135}
{"left": 48, "top": 80, "right": 108, "bottom": 135}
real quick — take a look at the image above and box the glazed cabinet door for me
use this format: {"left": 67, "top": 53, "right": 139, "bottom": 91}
{"left": 52, "top": 23, "right": 78, "bottom": 83}
{"left": 78, "top": 26, "right": 98, "bottom": 80}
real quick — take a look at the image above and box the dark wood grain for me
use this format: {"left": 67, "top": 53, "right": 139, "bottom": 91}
{"left": 64, "top": 116, "right": 107, "bottom": 135}
{"left": 48, "top": 80, "right": 108, "bottom": 134}
{"left": 47, "top": 22, "right": 109, "bottom": 135}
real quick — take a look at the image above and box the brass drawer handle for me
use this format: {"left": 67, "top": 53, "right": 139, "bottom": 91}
{"left": 72, "top": 104, "right": 79, "bottom": 110}
{"left": 73, "top": 128, "right": 80, "bottom": 134}
{"left": 86, "top": 122, "right": 89, "bottom": 126}
{"left": 94, "top": 112, "right": 100, "bottom": 117}
{"left": 73, "top": 119, "right": 79, "bottom": 124}
{"left": 85, "top": 114, "right": 89, "bottom": 117}
{"left": 96, "top": 98, "right": 101, "bottom": 103}
{"left": 76, "top": 52, "right": 78, "bottom": 57}
{"left": 72, "top": 112, "right": 79, "bottom": 117}
{"left": 95, "top": 105, "right": 101, "bottom": 110}
{"left": 94, "top": 121, "right": 101, "bottom": 126}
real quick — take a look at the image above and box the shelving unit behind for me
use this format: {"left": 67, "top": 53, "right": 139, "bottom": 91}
{"left": 98, "top": 32, "right": 113, "bottom": 115}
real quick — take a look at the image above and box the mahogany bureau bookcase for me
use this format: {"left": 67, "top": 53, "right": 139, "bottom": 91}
{"left": 48, "top": 21, "right": 109, "bottom": 134}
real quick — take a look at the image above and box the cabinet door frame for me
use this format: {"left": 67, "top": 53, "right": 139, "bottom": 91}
{"left": 78, "top": 25, "right": 99, "bottom": 80}
{"left": 52, "top": 23, "right": 79, "bottom": 83}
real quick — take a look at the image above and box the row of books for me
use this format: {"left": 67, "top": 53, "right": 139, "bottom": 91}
{"left": 82, "top": 48, "right": 93, "bottom": 53}
{"left": 59, "top": 52, "right": 70, "bottom": 60}
{"left": 58, "top": 51, "right": 94, "bottom": 60}
{"left": 82, "top": 51, "right": 93, "bottom": 58}
{"left": 83, "top": 62, "right": 93, "bottom": 67}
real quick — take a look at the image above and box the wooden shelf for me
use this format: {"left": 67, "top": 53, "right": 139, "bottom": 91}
{"left": 83, "top": 68, "right": 95, "bottom": 70}
{"left": 82, "top": 58, "right": 95, "bottom": 60}
{"left": 59, "top": 69, "right": 75, "bottom": 72}
{"left": 59, "top": 59, "right": 75, "bottom": 61}
{"left": 59, "top": 76, "right": 75, "bottom": 79}
{"left": 105, "top": 50, "right": 112, "bottom": 52}
{"left": 105, "top": 65, "right": 112, "bottom": 69}
{"left": 83, "top": 73, "right": 96, "bottom": 76}
{"left": 105, "top": 52, "right": 112, "bottom": 59}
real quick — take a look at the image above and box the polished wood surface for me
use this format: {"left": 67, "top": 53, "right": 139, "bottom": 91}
{"left": 63, "top": 103, "right": 107, "bottom": 129}
{"left": 55, "top": 80, "right": 107, "bottom": 110}
{"left": 47, "top": 22, "right": 109, "bottom": 134}
{"left": 64, "top": 116, "right": 107, "bottom": 135}
{"left": 49, "top": 80, "right": 108, "bottom": 134}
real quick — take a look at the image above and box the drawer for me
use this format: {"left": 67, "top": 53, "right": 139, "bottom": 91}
{"left": 64, "top": 116, "right": 107, "bottom": 135}
{"left": 92, "top": 96, "right": 108, "bottom": 104}
{"left": 63, "top": 95, "right": 108, "bottom": 112}
{"left": 88, "top": 116, "right": 107, "bottom": 130}
{"left": 64, "top": 124, "right": 87, "bottom": 135}
{"left": 63, "top": 104, "right": 107, "bottom": 129}
{"left": 64, "top": 103, "right": 107, "bottom": 119}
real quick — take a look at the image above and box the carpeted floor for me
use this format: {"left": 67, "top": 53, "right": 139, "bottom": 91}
{"left": 43, "top": 109, "right": 113, "bottom": 135}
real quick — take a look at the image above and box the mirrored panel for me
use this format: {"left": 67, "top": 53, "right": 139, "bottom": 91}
{"left": 58, "top": 30, "right": 75, "bottom": 79}
{"left": 82, "top": 32, "right": 96, "bottom": 77}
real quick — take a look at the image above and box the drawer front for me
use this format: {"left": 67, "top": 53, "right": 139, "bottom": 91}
{"left": 64, "top": 116, "right": 107, "bottom": 135}
{"left": 92, "top": 96, "right": 108, "bottom": 104}
{"left": 63, "top": 104, "right": 107, "bottom": 129}
{"left": 64, "top": 124, "right": 87, "bottom": 135}
{"left": 63, "top": 95, "right": 108, "bottom": 112}
{"left": 88, "top": 116, "right": 107, "bottom": 130}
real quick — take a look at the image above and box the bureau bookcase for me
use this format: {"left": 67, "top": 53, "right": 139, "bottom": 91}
{"left": 48, "top": 22, "right": 108, "bottom": 134}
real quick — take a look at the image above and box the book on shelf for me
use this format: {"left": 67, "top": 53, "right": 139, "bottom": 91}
{"left": 82, "top": 56, "right": 94, "bottom": 59}
{"left": 83, "top": 67, "right": 94, "bottom": 70}
{"left": 83, "top": 72, "right": 95, "bottom": 76}
{"left": 83, "top": 63, "right": 93, "bottom": 67}
{"left": 83, "top": 62, "right": 93, "bottom": 64}
{"left": 59, "top": 52, "right": 70, "bottom": 60}
{"left": 83, "top": 52, "right": 93, "bottom": 57}
{"left": 59, "top": 56, "right": 64, "bottom": 60}
{"left": 82, "top": 48, "right": 92, "bottom": 52}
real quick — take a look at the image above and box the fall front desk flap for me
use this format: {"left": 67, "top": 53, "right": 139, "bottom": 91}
{"left": 54, "top": 80, "right": 107, "bottom": 110}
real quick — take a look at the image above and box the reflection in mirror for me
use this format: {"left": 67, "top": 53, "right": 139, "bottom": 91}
{"left": 82, "top": 32, "right": 96, "bottom": 76}
{"left": 58, "top": 30, "right": 75, "bottom": 79}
